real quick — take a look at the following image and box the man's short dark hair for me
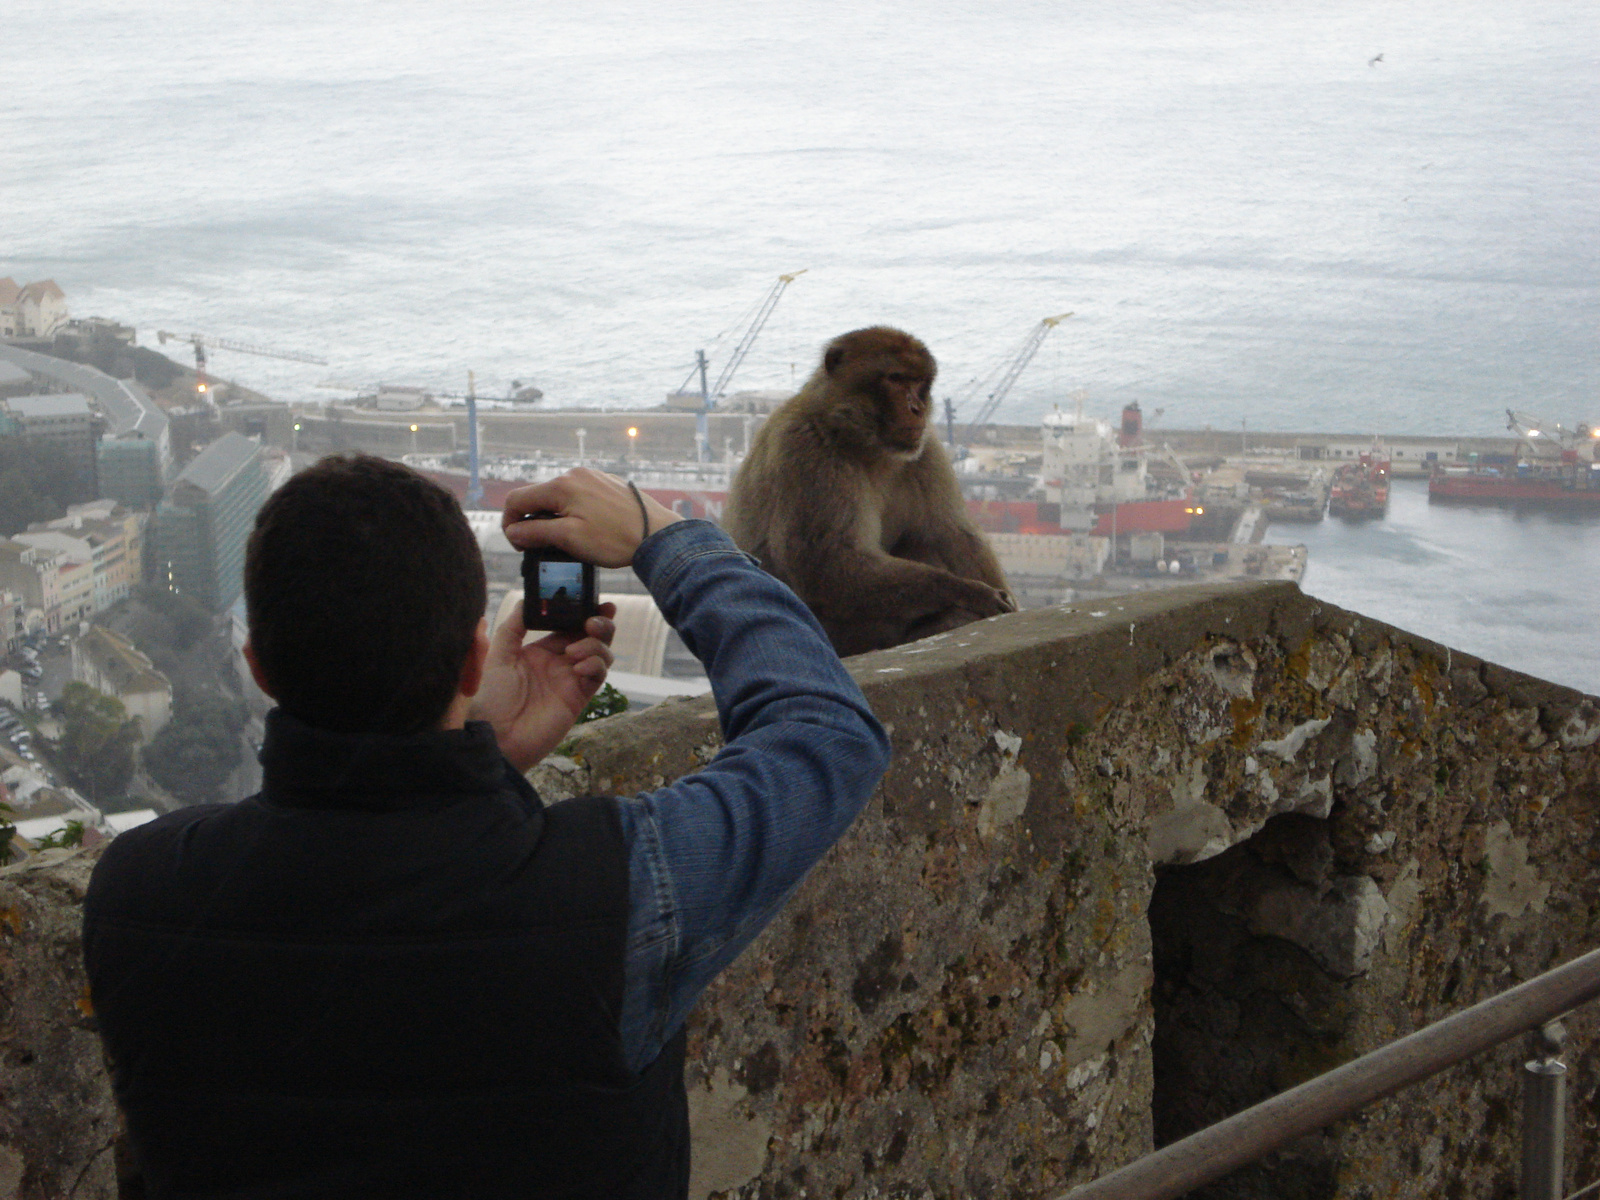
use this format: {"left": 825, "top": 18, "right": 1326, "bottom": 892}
{"left": 245, "top": 455, "right": 487, "bottom": 735}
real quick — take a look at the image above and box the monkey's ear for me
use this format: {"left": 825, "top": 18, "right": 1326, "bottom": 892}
{"left": 824, "top": 346, "right": 845, "bottom": 374}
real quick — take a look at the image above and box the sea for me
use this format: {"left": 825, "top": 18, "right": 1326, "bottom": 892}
{"left": 3, "top": 0, "right": 1597, "bottom": 693}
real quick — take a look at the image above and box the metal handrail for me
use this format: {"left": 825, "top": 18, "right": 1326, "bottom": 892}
{"left": 1062, "top": 944, "right": 1600, "bottom": 1200}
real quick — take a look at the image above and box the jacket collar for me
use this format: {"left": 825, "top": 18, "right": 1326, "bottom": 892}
{"left": 259, "top": 708, "right": 523, "bottom": 812}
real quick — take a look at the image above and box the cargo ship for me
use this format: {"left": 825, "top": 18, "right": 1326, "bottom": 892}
{"left": 1428, "top": 463, "right": 1600, "bottom": 507}
{"left": 1328, "top": 446, "right": 1391, "bottom": 518}
{"left": 1427, "top": 411, "right": 1600, "bottom": 510}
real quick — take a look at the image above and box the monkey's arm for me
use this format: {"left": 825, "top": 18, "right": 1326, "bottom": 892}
{"left": 887, "top": 453, "right": 1013, "bottom": 594}
{"left": 768, "top": 461, "right": 1012, "bottom": 655}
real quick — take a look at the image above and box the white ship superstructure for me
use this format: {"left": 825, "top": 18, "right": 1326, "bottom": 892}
{"left": 1041, "top": 407, "right": 1148, "bottom": 531}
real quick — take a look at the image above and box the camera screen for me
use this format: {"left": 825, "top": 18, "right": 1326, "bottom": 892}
{"left": 538, "top": 560, "right": 585, "bottom": 601}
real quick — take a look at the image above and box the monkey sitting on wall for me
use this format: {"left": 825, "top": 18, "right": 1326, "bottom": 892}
{"left": 725, "top": 326, "right": 1016, "bottom": 656}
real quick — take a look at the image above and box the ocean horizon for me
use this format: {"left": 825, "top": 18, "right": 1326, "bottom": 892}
{"left": 3, "top": 0, "right": 1596, "bottom": 691}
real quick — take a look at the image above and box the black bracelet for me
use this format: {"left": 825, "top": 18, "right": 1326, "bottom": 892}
{"left": 628, "top": 480, "right": 651, "bottom": 542}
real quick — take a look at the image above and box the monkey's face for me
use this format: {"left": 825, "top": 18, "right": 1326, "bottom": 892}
{"left": 876, "top": 368, "right": 932, "bottom": 456}
{"left": 819, "top": 327, "right": 937, "bottom": 457}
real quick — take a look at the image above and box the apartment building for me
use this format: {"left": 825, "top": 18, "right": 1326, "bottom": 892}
{"left": 70, "top": 626, "right": 171, "bottom": 739}
{"left": 4, "top": 393, "right": 103, "bottom": 501}
{"left": 152, "top": 432, "right": 270, "bottom": 611}
{"left": 0, "top": 278, "right": 69, "bottom": 339}
{"left": 0, "top": 591, "right": 22, "bottom": 654}
{"left": 25, "top": 501, "right": 145, "bottom": 612}
{"left": 0, "top": 502, "right": 144, "bottom": 633}
{"left": 0, "top": 541, "right": 64, "bottom": 633}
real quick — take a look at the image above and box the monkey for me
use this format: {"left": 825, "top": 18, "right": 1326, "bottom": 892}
{"left": 725, "top": 326, "right": 1016, "bottom": 656}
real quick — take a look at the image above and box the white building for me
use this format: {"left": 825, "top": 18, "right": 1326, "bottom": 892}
{"left": 0, "top": 539, "right": 65, "bottom": 633}
{"left": 29, "top": 501, "right": 146, "bottom": 613}
{"left": 70, "top": 626, "right": 173, "bottom": 739}
{"left": 0, "top": 278, "right": 69, "bottom": 338}
{"left": 376, "top": 384, "right": 428, "bottom": 411}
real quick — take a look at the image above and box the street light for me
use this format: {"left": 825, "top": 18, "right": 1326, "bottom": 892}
{"left": 409, "top": 423, "right": 419, "bottom": 455}
{"left": 575, "top": 427, "right": 587, "bottom": 467}
{"left": 627, "top": 426, "right": 638, "bottom": 462}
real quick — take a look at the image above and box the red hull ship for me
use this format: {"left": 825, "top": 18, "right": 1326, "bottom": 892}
{"left": 1328, "top": 449, "right": 1391, "bottom": 518}
{"left": 1428, "top": 465, "right": 1600, "bottom": 508}
{"left": 1430, "top": 410, "right": 1600, "bottom": 510}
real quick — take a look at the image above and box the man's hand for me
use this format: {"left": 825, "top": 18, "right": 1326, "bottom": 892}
{"left": 502, "top": 468, "right": 682, "bottom": 567}
{"left": 470, "top": 603, "right": 618, "bottom": 772}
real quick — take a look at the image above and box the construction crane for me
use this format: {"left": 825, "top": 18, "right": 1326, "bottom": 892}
{"left": 1507, "top": 409, "right": 1597, "bottom": 460}
{"left": 156, "top": 330, "right": 327, "bottom": 397}
{"left": 950, "top": 312, "right": 1073, "bottom": 451}
{"left": 676, "top": 270, "right": 806, "bottom": 462}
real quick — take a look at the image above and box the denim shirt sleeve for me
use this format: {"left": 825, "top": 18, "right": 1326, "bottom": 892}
{"left": 610, "top": 520, "right": 891, "bottom": 1074}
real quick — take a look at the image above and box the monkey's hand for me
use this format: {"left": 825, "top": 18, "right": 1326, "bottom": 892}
{"left": 954, "top": 578, "right": 1015, "bottom": 618}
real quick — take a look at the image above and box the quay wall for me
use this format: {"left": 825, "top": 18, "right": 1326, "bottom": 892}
{"left": 286, "top": 406, "right": 1522, "bottom": 477}
{"left": 4, "top": 583, "right": 1599, "bottom": 1199}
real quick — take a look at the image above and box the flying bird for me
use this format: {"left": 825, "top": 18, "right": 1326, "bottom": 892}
{"left": 1369, "top": 53, "right": 1384, "bottom": 66}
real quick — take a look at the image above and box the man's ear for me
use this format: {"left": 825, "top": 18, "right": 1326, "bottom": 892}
{"left": 242, "top": 641, "right": 277, "bottom": 700}
{"left": 458, "top": 619, "right": 491, "bottom": 699}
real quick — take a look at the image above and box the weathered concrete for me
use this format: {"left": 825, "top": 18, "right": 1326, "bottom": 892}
{"left": 4, "top": 580, "right": 1599, "bottom": 1199}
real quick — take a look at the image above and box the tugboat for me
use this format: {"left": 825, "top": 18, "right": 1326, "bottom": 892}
{"left": 1328, "top": 442, "right": 1391, "bottom": 518}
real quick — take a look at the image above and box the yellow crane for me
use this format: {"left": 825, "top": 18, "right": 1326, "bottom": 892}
{"left": 949, "top": 312, "right": 1073, "bottom": 450}
{"left": 156, "top": 329, "right": 327, "bottom": 397}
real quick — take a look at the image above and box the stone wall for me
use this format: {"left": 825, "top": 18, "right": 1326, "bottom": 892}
{"left": 0, "top": 850, "right": 118, "bottom": 1199}
{"left": 3, "top": 580, "right": 1598, "bottom": 1199}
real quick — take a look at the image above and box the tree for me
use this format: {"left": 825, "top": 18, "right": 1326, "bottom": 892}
{"left": 33, "top": 819, "right": 86, "bottom": 851}
{"left": 57, "top": 682, "right": 141, "bottom": 805}
{"left": 143, "top": 684, "right": 248, "bottom": 806}
{"left": 123, "top": 585, "right": 213, "bottom": 673}
{"left": 0, "top": 437, "right": 82, "bottom": 536}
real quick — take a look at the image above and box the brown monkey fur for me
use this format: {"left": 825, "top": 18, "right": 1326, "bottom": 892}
{"left": 725, "top": 326, "right": 1016, "bottom": 656}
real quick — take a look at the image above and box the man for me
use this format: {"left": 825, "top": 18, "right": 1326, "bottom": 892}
{"left": 83, "top": 455, "right": 890, "bottom": 1198}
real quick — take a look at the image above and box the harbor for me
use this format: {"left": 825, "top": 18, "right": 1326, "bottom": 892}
{"left": 279, "top": 395, "right": 1592, "bottom": 607}
{"left": 4, "top": 322, "right": 1595, "bottom": 692}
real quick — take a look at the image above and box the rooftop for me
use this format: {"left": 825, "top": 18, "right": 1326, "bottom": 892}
{"left": 7, "top": 393, "right": 92, "bottom": 419}
{"left": 18, "top": 280, "right": 65, "bottom": 302}
{"left": 0, "top": 345, "right": 167, "bottom": 442}
{"left": 77, "top": 626, "right": 169, "bottom": 697}
{"left": 10, "top": 531, "right": 90, "bottom": 565}
{"left": 173, "top": 431, "right": 260, "bottom": 497}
